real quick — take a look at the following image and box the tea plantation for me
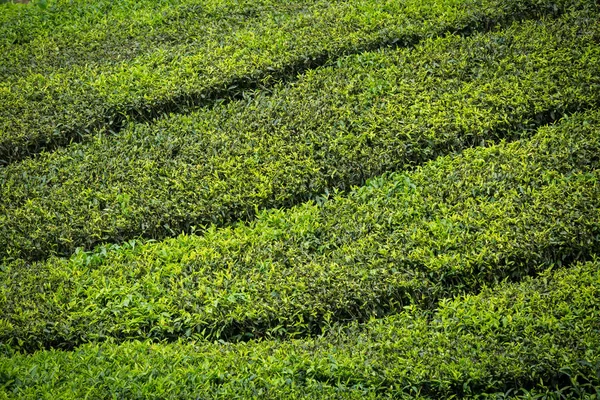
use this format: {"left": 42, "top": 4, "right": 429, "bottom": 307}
{"left": 1, "top": 0, "right": 599, "bottom": 398}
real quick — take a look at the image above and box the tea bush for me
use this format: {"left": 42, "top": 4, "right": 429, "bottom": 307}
{"left": 0, "top": 0, "right": 320, "bottom": 77}
{"left": 2, "top": 110, "right": 599, "bottom": 351}
{"left": 0, "top": 0, "right": 593, "bottom": 163}
{"left": 1, "top": 10, "right": 599, "bottom": 262}
{"left": 2, "top": 0, "right": 599, "bottom": 397}
{"left": 2, "top": 260, "right": 599, "bottom": 398}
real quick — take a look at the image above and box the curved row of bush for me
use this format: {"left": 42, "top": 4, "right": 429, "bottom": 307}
{"left": 2, "top": 260, "right": 599, "bottom": 398}
{"left": 0, "top": 0, "right": 594, "bottom": 164}
{"left": 2, "top": 110, "right": 599, "bottom": 351}
{"left": 2, "top": 10, "right": 599, "bottom": 263}
{"left": 0, "top": 0, "right": 326, "bottom": 79}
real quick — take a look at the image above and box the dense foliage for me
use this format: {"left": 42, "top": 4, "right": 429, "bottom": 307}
{"left": 0, "top": 0, "right": 589, "bottom": 164}
{"left": 2, "top": 261, "right": 599, "bottom": 398}
{"left": 1, "top": 9, "right": 599, "bottom": 263}
{"left": 1, "top": 0, "right": 599, "bottom": 397}
{"left": 2, "top": 110, "right": 599, "bottom": 351}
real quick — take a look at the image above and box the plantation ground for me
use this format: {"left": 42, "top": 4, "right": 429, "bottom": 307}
{"left": 1, "top": 0, "right": 599, "bottom": 398}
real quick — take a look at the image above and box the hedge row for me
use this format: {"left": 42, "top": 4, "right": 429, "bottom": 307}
{"left": 0, "top": 0, "right": 325, "bottom": 79}
{"left": 2, "top": 110, "right": 599, "bottom": 351}
{"left": 2, "top": 260, "right": 599, "bottom": 399}
{"left": 2, "top": 11, "right": 599, "bottom": 263}
{"left": 0, "top": 0, "right": 594, "bottom": 163}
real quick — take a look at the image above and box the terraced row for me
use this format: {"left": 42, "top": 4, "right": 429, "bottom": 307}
{"left": 1, "top": 0, "right": 320, "bottom": 76}
{"left": 2, "top": 260, "right": 599, "bottom": 398}
{"left": 1, "top": 9, "right": 599, "bottom": 263}
{"left": 2, "top": 110, "right": 599, "bottom": 351}
{"left": 0, "top": 0, "right": 593, "bottom": 163}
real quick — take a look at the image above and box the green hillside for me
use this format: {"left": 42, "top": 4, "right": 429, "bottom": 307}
{"left": 3, "top": 261, "right": 600, "bottom": 398}
{"left": 0, "top": 0, "right": 584, "bottom": 164}
{"left": 1, "top": 0, "right": 599, "bottom": 398}
{"left": 2, "top": 9, "right": 599, "bottom": 262}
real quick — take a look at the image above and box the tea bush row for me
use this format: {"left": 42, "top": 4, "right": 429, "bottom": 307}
{"left": 2, "top": 110, "right": 599, "bottom": 351}
{"left": 0, "top": 0, "right": 319, "bottom": 77}
{"left": 1, "top": 10, "right": 599, "bottom": 262}
{"left": 2, "top": 260, "right": 599, "bottom": 398}
{"left": 0, "top": 0, "right": 593, "bottom": 163}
